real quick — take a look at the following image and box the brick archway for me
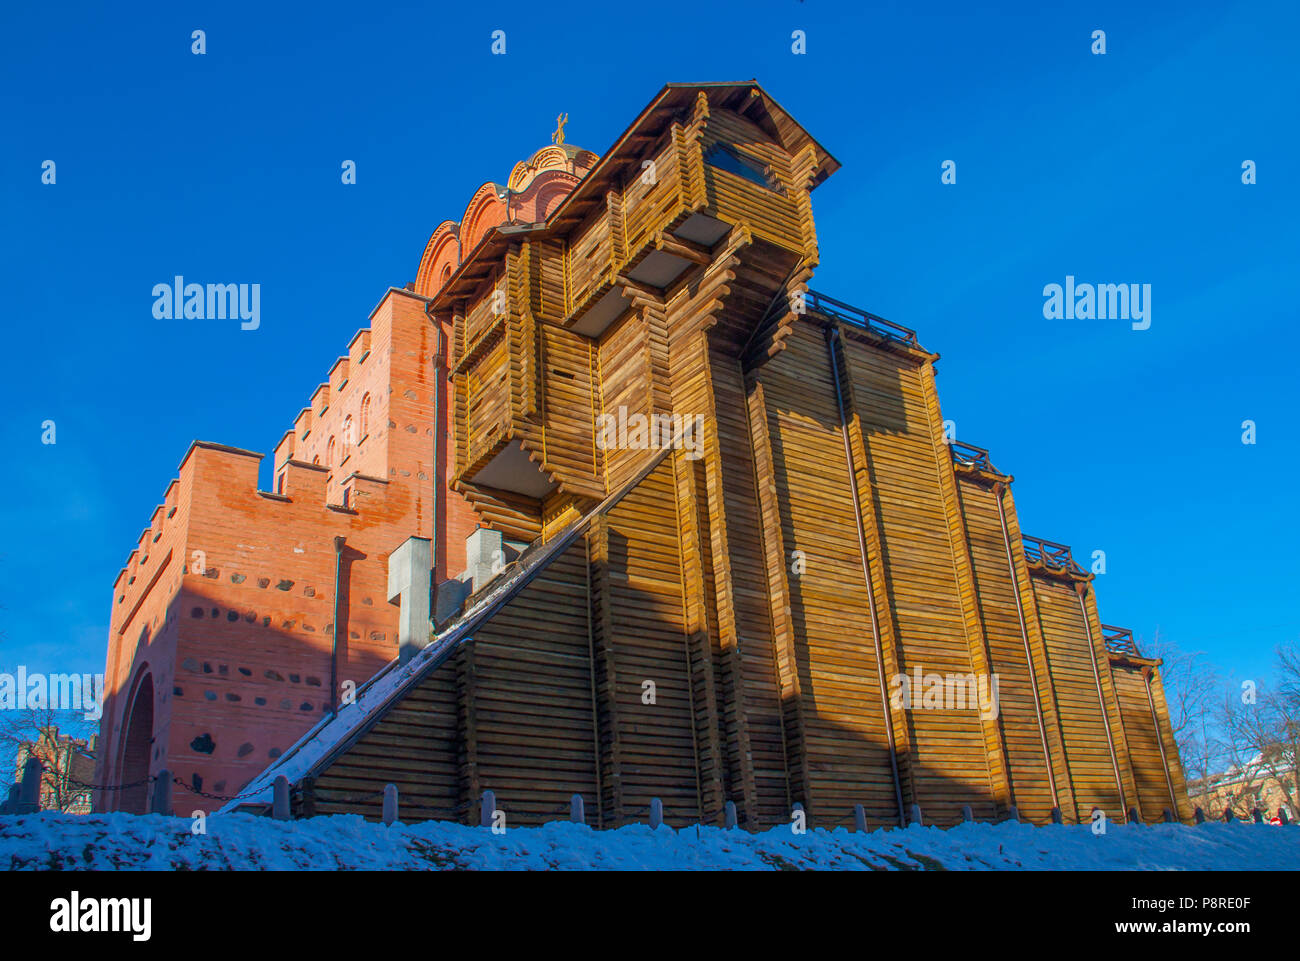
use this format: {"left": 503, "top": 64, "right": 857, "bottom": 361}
{"left": 117, "top": 670, "right": 154, "bottom": 814}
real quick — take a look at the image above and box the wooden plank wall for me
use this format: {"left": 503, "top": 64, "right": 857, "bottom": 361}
{"left": 706, "top": 345, "right": 791, "bottom": 827}
{"left": 838, "top": 334, "right": 1001, "bottom": 824}
{"left": 748, "top": 323, "right": 900, "bottom": 826}
{"left": 954, "top": 475, "right": 1064, "bottom": 823}
{"left": 622, "top": 133, "right": 685, "bottom": 259}
{"left": 308, "top": 542, "right": 599, "bottom": 826}
{"left": 306, "top": 315, "right": 1194, "bottom": 830}
{"left": 567, "top": 205, "right": 613, "bottom": 315}
{"left": 1028, "top": 574, "right": 1128, "bottom": 821}
{"left": 597, "top": 310, "right": 655, "bottom": 492}
{"left": 1145, "top": 665, "right": 1194, "bottom": 822}
{"left": 461, "top": 544, "right": 599, "bottom": 824}
{"left": 1077, "top": 583, "right": 1141, "bottom": 812}
{"left": 1108, "top": 659, "right": 1192, "bottom": 822}
{"left": 699, "top": 109, "right": 803, "bottom": 253}
{"left": 590, "top": 458, "right": 702, "bottom": 826}
{"left": 667, "top": 327, "right": 755, "bottom": 822}
{"left": 538, "top": 321, "right": 601, "bottom": 496}
{"left": 1109, "top": 661, "right": 1175, "bottom": 821}
{"left": 305, "top": 666, "right": 460, "bottom": 822}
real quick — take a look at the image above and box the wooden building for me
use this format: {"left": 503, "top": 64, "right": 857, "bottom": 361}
{"left": 227, "top": 82, "right": 1191, "bottom": 830}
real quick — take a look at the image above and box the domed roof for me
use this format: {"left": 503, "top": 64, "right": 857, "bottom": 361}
{"left": 507, "top": 142, "right": 599, "bottom": 193}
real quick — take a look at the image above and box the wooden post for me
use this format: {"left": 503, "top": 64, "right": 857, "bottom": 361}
{"left": 1162, "top": 808, "right": 1175, "bottom": 823}
{"left": 649, "top": 797, "right": 663, "bottom": 829}
{"left": 272, "top": 775, "right": 290, "bottom": 820}
{"left": 1051, "top": 806, "right": 1063, "bottom": 824}
{"left": 961, "top": 805, "right": 973, "bottom": 822}
{"left": 724, "top": 800, "right": 737, "bottom": 829}
{"left": 480, "top": 789, "right": 496, "bottom": 829}
{"left": 1007, "top": 805, "right": 1020, "bottom": 823}
{"left": 570, "top": 794, "right": 585, "bottom": 825}
{"left": 301, "top": 777, "right": 317, "bottom": 819}
{"left": 151, "top": 769, "right": 173, "bottom": 816}
{"left": 1127, "top": 806, "right": 1140, "bottom": 824}
{"left": 383, "top": 784, "right": 398, "bottom": 826}
{"left": 17, "top": 757, "right": 43, "bottom": 814}
{"left": 908, "top": 803, "right": 922, "bottom": 826}
{"left": 1252, "top": 808, "right": 1264, "bottom": 823}
{"left": 853, "top": 804, "right": 867, "bottom": 832}
{"left": 1194, "top": 807, "right": 1206, "bottom": 824}
{"left": 1223, "top": 809, "right": 1234, "bottom": 823}
{"left": 1279, "top": 808, "right": 1291, "bottom": 826}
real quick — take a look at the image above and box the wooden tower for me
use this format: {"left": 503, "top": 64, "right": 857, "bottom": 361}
{"left": 228, "top": 82, "right": 1190, "bottom": 830}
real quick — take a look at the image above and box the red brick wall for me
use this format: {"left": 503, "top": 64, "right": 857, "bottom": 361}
{"left": 96, "top": 289, "right": 481, "bottom": 808}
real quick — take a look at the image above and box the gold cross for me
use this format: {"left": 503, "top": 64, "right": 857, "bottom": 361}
{"left": 552, "top": 113, "right": 568, "bottom": 146}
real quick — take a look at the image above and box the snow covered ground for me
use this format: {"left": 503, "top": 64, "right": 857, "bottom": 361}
{"left": 2, "top": 812, "right": 1298, "bottom": 870}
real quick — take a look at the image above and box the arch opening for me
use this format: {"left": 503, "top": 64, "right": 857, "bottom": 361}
{"left": 117, "top": 671, "right": 155, "bottom": 814}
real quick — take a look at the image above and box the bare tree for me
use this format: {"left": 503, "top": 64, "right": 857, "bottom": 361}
{"left": 0, "top": 707, "right": 96, "bottom": 813}
{"left": 1214, "top": 648, "right": 1300, "bottom": 820}
{"left": 1146, "top": 631, "right": 1219, "bottom": 784}
{"left": 1268, "top": 643, "right": 1300, "bottom": 816}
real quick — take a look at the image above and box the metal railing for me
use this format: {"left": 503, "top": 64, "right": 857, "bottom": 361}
{"left": 1021, "top": 535, "right": 1086, "bottom": 576}
{"left": 805, "top": 290, "right": 919, "bottom": 347}
{"left": 1102, "top": 624, "right": 1141, "bottom": 657}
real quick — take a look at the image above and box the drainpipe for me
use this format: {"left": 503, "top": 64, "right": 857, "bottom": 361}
{"left": 824, "top": 324, "right": 907, "bottom": 827}
{"left": 425, "top": 304, "right": 445, "bottom": 624}
{"left": 330, "top": 535, "right": 345, "bottom": 717}
{"left": 993, "top": 481, "right": 1060, "bottom": 811}
{"left": 1076, "top": 582, "right": 1129, "bottom": 821}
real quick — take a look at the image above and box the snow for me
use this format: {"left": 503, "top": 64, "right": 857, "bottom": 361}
{"left": 3, "top": 812, "right": 1297, "bottom": 870}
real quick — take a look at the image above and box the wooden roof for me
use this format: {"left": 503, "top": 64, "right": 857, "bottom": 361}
{"left": 430, "top": 81, "right": 839, "bottom": 313}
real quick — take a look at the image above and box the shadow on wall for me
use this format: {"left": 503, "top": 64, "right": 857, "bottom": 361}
{"left": 98, "top": 554, "right": 397, "bottom": 815}
{"left": 300, "top": 527, "right": 1049, "bottom": 832}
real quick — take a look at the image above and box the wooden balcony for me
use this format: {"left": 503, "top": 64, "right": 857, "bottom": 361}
{"left": 1021, "top": 534, "right": 1089, "bottom": 580}
{"left": 1102, "top": 625, "right": 1142, "bottom": 657}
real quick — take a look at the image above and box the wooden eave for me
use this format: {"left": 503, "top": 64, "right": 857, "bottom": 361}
{"left": 1025, "top": 557, "right": 1094, "bottom": 584}
{"left": 1108, "top": 652, "right": 1163, "bottom": 670}
{"left": 429, "top": 81, "right": 839, "bottom": 316}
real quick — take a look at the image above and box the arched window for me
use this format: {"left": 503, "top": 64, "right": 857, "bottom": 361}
{"left": 343, "top": 415, "right": 354, "bottom": 448}
{"left": 326, "top": 436, "right": 336, "bottom": 468}
{"left": 359, "top": 393, "right": 371, "bottom": 439}
{"left": 312, "top": 455, "right": 320, "bottom": 466}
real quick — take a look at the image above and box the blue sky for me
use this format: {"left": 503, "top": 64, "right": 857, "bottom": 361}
{"left": 1, "top": 0, "right": 1296, "bottom": 707}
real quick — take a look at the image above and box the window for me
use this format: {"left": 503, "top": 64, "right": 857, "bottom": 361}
{"left": 343, "top": 415, "right": 354, "bottom": 448}
{"left": 359, "top": 393, "right": 371, "bottom": 439}
{"left": 703, "top": 143, "right": 784, "bottom": 194}
{"left": 326, "top": 436, "right": 336, "bottom": 468}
